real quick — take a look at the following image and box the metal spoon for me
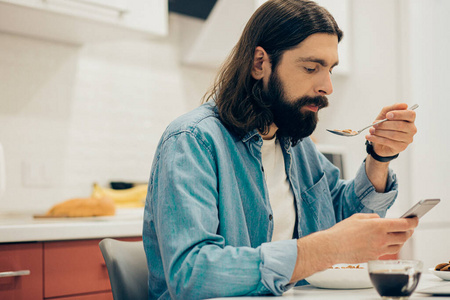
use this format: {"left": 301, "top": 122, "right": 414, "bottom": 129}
{"left": 326, "top": 104, "right": 419, "bottom": 137}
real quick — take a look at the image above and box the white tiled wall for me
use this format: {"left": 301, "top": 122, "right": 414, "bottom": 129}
{"left": 313, "top": 0, "right": 412, "bottom": 219}
{"left": 406, "top": 0, "right": 450, "bottom": 263}
{"left": 0, "top": 15, "right": 216, "bottom": 213}
{"left": 0, "top": 2, "right": 411, "bottom": 215}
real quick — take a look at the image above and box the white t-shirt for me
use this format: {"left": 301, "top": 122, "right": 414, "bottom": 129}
{"left": 260, "top": 136, "right": 296, "bottom": 241}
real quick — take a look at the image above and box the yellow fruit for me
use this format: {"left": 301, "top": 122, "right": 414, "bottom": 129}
{"left": 91, "top": 183, "right": 147, "bottom": 207}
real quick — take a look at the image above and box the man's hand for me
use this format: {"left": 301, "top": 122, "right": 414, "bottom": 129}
{"left": 290, "top": 213, "right": 418, "bottom": 283}
{"left": 324, "top": 213, "right": 418, "bottom": 263}
{"left": 365, "top": 103, "right": 417, "bottom": 157}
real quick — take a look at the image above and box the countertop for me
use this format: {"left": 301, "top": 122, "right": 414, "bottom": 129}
{"left": 0, "top": 208, "right": 144, "bottom": 243}
{"left": 211, "top": 274, "right": 450, "bottom": 299}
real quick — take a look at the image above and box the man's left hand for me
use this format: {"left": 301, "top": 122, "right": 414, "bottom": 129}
{"left": 365, "top": 103, "right": 417, "bottom": 157}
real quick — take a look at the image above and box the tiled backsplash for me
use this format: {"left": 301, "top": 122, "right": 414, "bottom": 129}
{"left": 0, "top": 20, "right": 216, "bottom": 213}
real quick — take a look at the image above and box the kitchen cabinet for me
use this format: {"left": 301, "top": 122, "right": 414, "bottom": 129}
{"left": 0, "top": 0, "right": 168, "bottom": 44}
{"left": 0, "top": 237, "right": 141, "bottom": 300}
{"left": 52, "top": 292, "right": 113, "bottom": 300}
{"left": 44, "top": 239, "right": 113, "bottom": 299}
{"left": 49, "top": 292, "right": 112, "bottom": 300}
{"left": 0, "top": 242, "right": 43, "bottom": 300}
{"left": 180, "top": 0, "right": 350, "bottom": 74}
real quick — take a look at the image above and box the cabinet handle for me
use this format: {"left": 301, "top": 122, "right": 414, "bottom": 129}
{"left": 0, "top": 270, "right": 31, "bottom": 278}
{"left": 42, "top": 0, "right": 129, "bottom": 15}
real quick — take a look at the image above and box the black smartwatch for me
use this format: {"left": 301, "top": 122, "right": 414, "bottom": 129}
{"left": 365, "top": 141, "right": 399, "bottom": 162}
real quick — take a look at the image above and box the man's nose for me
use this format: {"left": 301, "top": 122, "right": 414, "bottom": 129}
{"left": 316, "top": 72, "right": 333, "bottom": 95}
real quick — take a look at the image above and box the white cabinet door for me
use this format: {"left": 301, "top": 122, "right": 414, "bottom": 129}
{"left": 0, "top": 0, "right": 168, "bottom": 44}
{"left": 181, "top": 0, "right": 350, "bottom": 73}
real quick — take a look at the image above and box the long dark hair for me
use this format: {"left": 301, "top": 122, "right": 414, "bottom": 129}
{"left": 203, "top": 0, "right": 343, "bottom": 137}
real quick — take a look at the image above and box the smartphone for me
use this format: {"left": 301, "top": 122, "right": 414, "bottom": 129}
{"left": 400, "top": 199, "right": 440, "bottom": 219}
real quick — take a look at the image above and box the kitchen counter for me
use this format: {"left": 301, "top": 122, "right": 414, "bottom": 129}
{"left": 0, "top": 208, "right": 144, "bottom": 243}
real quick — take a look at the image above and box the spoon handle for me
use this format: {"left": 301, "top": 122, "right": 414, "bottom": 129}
{"left": 409, "top": 104, "right": 419, "bottom": 110}
{"left": 358, "top": 119, "right": 387, "bottom": 133}
{"left": 358, "top": 104, "right": 419, "bottom": 133}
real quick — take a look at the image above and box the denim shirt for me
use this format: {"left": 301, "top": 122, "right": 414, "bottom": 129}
{"left": 143, "top": 102, "right": 398, "bottom": 300}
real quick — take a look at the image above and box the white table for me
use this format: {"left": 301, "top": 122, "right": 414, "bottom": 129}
{"left": 212, "top": 274, "right": 450, "bottom": 299}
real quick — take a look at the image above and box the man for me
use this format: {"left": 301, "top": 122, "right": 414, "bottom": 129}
{"left": 143, "top": 0, "right": 418, "bottom": 299}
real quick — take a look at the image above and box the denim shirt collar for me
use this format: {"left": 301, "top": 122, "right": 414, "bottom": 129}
{"left": 242, "top": 130, "right": 261, "bottom": 144}
{"left": 242, "top": 130, "right": 291, "bottom": 153}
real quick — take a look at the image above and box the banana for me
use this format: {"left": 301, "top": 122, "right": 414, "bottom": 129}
{"left": 91, "top": 183, "right": 148, "bottom": 207}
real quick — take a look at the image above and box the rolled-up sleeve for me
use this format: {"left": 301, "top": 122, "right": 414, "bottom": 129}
{"left": 259, "top": 239, "right": 298, "bottom": 294}
{"left": 354, "top": 160, "right": 398, "bottom": 215}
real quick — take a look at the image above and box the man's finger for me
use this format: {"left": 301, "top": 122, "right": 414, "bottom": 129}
{"left": 368, "top": 128, "right": 413, "bottom": 145}
{"left": 378, "top": 103, "right": 408, "bottom": 118}
{"left": 384, "top": 217, "right": 419, "bottom": 232}
{"left": 385, "top": 244, "right": 402, "bottom": 255}
{"left": 385, "top": 109, "right": 417, "bottom": 123}
{"left": 386, "top": 231, "right": 413, "bottom": 245}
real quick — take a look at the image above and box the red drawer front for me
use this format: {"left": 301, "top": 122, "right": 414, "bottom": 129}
{"left": 50, "top": 291, "right": 113, "bottom": 300}
{"left": 44, "top": 239, "right": 111, "bottom": 298}
{"left": 0, "top": 242, "right": 43, "bottom": 300}
{"left": 43, "top": 237, "right": 142, "bottom": 298}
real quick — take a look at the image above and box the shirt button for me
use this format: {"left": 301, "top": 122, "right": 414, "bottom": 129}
{"left": 269, "top": 214, "right": 273, "bottom": 221}
{"left": 253, "top": 136, "right": 259, "bottom": 141}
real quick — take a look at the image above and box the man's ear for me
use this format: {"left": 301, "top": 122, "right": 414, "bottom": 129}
{"left": 251, "top": 46, "right": 270, "bottom": 80}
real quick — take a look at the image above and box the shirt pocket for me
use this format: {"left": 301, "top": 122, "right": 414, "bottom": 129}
{"left": 301, "top": 173, "right": 336, "bottom": 231}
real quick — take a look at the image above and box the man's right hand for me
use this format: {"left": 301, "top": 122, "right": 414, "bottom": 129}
{"left": 289, "top": 213, "right": 418, "bottom": 284}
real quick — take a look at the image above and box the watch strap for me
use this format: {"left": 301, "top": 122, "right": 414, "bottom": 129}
{"left": 365, "top": 140, "right": 399, "bottom": 162}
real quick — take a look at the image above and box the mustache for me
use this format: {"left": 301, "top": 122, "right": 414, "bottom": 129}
{"left": 251, "top": 78, "right": 329, "bottom": 111}
{"left": 297, "top": 95, "right": 329, "bottom": 110}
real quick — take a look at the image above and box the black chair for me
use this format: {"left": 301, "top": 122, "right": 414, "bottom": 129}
{"left": 99, "top": 238, "right": 148, "bottom": 300}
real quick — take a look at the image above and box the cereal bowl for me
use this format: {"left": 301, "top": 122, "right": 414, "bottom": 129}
{"left": 305, "top": 263, "right": 373, "bottom": 289}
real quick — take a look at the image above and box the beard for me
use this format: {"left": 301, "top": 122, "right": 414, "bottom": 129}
{"left": 261, "top": 70, "right": 329, "bottom": 145}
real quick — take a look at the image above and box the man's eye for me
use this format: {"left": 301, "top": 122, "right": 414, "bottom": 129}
{"left": 305, "top": 67, "right": 316, "bottom": 73}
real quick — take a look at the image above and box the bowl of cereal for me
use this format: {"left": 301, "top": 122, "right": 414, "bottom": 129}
{"left": 305, "top": 263, "right": 373, "bottom": 289}
{"left": 429, "top": 262, "right": 450, "bottom": 281}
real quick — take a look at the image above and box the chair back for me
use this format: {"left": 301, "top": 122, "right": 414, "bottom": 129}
{"left": 99, "top": 238, "right": 148, "bottom": 300}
